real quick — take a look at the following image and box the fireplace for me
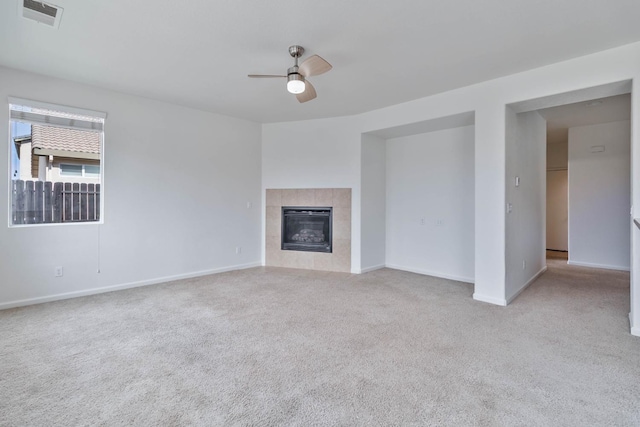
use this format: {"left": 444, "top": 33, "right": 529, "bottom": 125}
{"left": 282, "top": 207, "right": 332, "bottom": 253}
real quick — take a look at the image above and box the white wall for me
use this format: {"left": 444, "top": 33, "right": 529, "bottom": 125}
{"left": 360, "top": 134, "right": 386, "bottom": 271}
{"left": 261, "top": 116, "right": 362, "bottom": 272}
{"left": 568, "top": 120, "right": 631, "bottom": 270}
{"left": 505, "top": 109, "right": 547, "bottom": 302}
{"left": 385, "top": 126, "right": 475, "bottom": 282}
{"left": 0, "top": 66, "right": 262, "bottom": 308}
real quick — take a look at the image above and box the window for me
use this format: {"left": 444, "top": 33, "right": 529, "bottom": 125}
{"left": 59, "top": 164, "right": 83, "bottom": 177}
{"left": 60, "top": 163, "right": 101, "bottom": 178}
{"left": 9, "top": 98, "right": 106, "bottom": 225}
{"left": 85, "top": 165, "right": 100, "bottom": 177}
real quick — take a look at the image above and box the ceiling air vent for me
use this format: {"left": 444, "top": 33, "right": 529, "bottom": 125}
{"left": 21, "top": 0, "right": 64, "bottom": 29}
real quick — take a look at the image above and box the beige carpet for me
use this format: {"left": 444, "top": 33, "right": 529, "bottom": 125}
{"left": 1, "top": 260, "right": 639, "bottom": 426}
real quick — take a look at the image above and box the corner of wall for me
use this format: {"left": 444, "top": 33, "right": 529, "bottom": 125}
{"left": 506, "top": 265, "right": 547, "bottom": 304}
{"left": 472, "top": 293, "right": 507, "bottom": 306}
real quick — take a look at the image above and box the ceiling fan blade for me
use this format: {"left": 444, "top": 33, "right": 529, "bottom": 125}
{"left": 298, "top": 55, "right": 332, "bottom": 77}
{"left": 248, "top": 74, "right": 286, "bottom": 78}
{"left": 296, "top": 80, "right": 317, "bottom": 103}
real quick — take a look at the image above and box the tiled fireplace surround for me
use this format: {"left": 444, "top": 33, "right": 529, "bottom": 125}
{"left": 265, "top": 188, "right": 351, "bottom": 272}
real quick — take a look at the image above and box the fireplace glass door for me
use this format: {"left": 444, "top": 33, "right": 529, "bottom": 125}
{"left": 281, "top": 207, "right": 332, "bottom": 253}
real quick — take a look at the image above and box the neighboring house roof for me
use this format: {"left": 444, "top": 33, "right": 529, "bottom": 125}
{"left": 31, "top": 124, "right": 100, "bottom": 160}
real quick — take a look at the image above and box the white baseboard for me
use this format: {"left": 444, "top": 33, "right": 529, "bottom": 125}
{"left": 385, "top": 264, "right": 474, "bottom": 284}
{"left": 472, "top": 293, "right": 507, "bottom": 306}
{"left": 359, "top": 264, "right": 385, "bottom": 274}
{"left": 630, "top": 313, "right": 640, "bottom": 337}
{"left": 0, "top": 262, "right": 262, "bottom": 311}
{"left": 507, "top": 266, "right": 548, "bottom": 304}
{"left": 567, "top": 260, "right": 630, "bottom": 272}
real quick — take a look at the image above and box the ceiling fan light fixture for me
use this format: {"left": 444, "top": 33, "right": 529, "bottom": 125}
{"left": 249, "top": 45, "right": 330, "bottom": 102}
{"left": 287, "top": 74, "right": 306, "bottom": 94}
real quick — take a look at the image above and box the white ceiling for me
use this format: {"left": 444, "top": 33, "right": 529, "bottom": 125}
{"left": 539, "top": 93, "right": 631, "bottom": 144}
{"left": 1, "top": 0, "right": 640, "bottom": 123}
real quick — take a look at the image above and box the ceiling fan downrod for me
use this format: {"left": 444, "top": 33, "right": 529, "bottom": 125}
{"left": 287, "top": 45, "right": 306, "bottom": 93}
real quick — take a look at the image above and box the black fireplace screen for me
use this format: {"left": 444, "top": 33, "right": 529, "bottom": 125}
{"left": 282, "top": 207, "right": 332, "bottom": 253}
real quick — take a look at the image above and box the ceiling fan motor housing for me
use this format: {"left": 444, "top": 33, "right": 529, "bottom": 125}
{"left": 287, "top": 66, "right": 303, "bottom": 79}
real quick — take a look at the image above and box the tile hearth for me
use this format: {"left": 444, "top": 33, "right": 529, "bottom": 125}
{"left": 265, "top": 188, "right": 351, "bottom": 272}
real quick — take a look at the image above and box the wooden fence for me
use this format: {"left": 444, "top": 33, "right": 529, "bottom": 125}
{"left": 11, "top": 180, "right": 100, "bottom": 225}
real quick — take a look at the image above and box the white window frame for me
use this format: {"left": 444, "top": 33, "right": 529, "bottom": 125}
{"left": 8, "top": 97, "right": 106, "bottom": 227}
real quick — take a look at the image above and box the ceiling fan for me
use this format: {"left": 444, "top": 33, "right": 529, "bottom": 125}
{"left": 248, "top": 45, "right": 332, "bottom": 103}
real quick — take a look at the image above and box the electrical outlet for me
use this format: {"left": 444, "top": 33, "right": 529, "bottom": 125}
{"left": 420, "top": 218, "right": 425, "bottom": 225}
{"left": 436, "top": 219, "right": 444, "bottom": 227}
{"left": 246, "top": 201, "right": 252, "bottom": 208}
{"left": 236, "top": 247, "right": 242, "bottom": 255}
{"left": 54, "top": 266, "right": 63, "bottom": 277}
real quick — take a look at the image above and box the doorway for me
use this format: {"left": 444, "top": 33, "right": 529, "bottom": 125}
{"left": 505, "top": 81, "right": 633, "bottom": 329}
{"left": 546, "top": 169, "right": 568, "bottom": 258}
{"left": 538, "top": 93, "right": 631, "bottom": 269}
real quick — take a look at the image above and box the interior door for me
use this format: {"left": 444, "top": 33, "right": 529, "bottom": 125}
{"left": 546, "top": 169, "right": 568, "bottom": 251}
